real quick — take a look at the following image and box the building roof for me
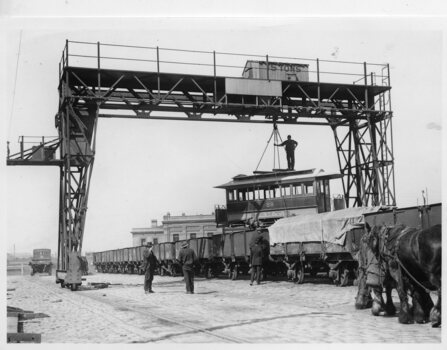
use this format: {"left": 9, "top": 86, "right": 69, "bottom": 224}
{"left": 215, "top": 169, "right": 342, "bottom": 189}
{"left": 130, "top": 227, "right": 164, "bottom": 235}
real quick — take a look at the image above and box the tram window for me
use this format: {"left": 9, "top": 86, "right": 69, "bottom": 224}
{"left": 173, "top": 234, "right": 179, "bottom": 242}
{"left": 153, "top": 238, "right": 158, "bottom": 244}
{"left": 190, "top": 233, "right": 196, "bottom": 239}
{"left": 248, "top": 190, "right": 254, "bottom": 201}
{"left": 228, "top": 190, "right": 234, "bottom": 202}
{"left": 258, "top": 188, "right": 265, "bottom": 200}
{"left": 325, "top": 180, "right": 330, "bottom": 195}
{"left": 320, "top": 181, "right": 324, "bottom": 193}
{"left": 275, "top": 187, "right": 281, "bottom": 197}
{"left": 304, "top": 182, "right": 314, "bottom": 194}
{"left": 284, "top": 185, "right": 292, "bottom": 196}
{"left": 295, "top": 185, "right": 303, "bottom": 195}
{"left": 238, "top": 190, "right": 246, "bottom": 201}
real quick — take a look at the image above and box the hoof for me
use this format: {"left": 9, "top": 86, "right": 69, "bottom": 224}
{"left": 398, "top": 313, "right": 414, "bottom": 324}
{"left": 430, "top": 308, "right": 441, "bottom": 328}
{"left": 355, "top": 296, "right": 372, "bottom": 310}
{"left": 371, "top": 301, "right": 383, "bottom": 316}
{"left": 384, "top": 306, "right": 396, "bottom": 316}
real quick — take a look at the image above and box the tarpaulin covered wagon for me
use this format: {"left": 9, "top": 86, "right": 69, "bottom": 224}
{"left": 268, "top": 207, "right": 384, "bottom": 285}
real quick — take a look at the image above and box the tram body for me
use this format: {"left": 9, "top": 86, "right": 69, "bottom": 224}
{"left": 214, "top": 169, "right": 343, "bottom": 227}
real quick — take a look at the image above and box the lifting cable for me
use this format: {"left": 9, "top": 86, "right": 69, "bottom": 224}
{"left": 254, "top": 121, "right": 292, "bottom": 218}
{"left": 255, "top": 121, "right": 284, "bottom": 172}
{"left": 8, "top": 30, "right": 23, "bottom": 140}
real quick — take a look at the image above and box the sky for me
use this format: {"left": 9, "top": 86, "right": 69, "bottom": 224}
{"left": 1, "top": 16, "right": 445, "bottom": 256}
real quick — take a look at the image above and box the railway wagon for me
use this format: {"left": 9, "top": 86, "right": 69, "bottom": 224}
{"left": 268, "top": 206, "right": 386, "bottom": 285}
{"left": 218, "top": 228, "right": 270, "bottom": 280}
{"left": 153, "top": 242, "right": 177, "bottom": 276}
{"left": 362, "top": 202, "right": 441, "bottom": 229}
{"left": 93, "top": 246, "right": 145, "bottom": 274}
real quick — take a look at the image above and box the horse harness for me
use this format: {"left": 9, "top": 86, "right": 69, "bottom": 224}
{"left": 377, "top": 225, "right": 432, "bottom": 294}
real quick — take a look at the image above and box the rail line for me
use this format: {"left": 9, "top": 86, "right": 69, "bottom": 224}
{"left": 24, "top": 277, "right": 251, "bottom": 343}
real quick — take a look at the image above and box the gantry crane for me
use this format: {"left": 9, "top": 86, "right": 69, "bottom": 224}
{"left": 7, "top": 40, "right": 395, "bottom": 289}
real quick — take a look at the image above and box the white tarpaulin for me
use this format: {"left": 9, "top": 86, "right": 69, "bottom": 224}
{"left": 268, "top": 207, "right": 384, "bottom": 246}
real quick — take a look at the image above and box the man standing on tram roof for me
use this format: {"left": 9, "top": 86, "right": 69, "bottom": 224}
{"left": 274, "top": 135, "right": 298, "bottom": 170}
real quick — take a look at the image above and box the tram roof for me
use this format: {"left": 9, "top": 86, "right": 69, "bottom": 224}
{"left": 215, "top": 168, "right": 342, "bottom": 189}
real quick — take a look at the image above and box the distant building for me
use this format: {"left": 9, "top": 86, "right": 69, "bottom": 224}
{"left": 163, "top": 212, "right": 222, "bottom": 242}
{"left": 130, "top": 213, "right": 222, "bottom": 246}
{"left": 131, "top": 219, "right": 164, "bottom": 246}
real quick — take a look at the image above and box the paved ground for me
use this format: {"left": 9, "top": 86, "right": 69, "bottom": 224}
{"left": 6, "top": 272, "right": 443, "bottom": 344}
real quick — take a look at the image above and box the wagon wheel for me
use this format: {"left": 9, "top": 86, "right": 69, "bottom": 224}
{"left": 295, "top": 263, "right": 305, "bottom": 284}
{"left": 340, "top": 268, "right": 350, "bottom": 287}
{"left": 60, "top": 281, "right": 65, "bottom": 288}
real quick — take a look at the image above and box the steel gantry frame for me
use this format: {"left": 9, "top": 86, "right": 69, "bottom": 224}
{"left": 7, "top": 40, "right": 395, "bottom": 287}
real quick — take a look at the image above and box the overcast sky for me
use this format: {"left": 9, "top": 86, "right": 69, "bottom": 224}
{"left": 1, "top": 15, "right": 445, "bottom": 255}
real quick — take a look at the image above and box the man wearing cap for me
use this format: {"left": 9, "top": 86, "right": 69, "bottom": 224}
{"left": 177, "top": 241, "right": 198, "bottom": 294}
{"left": 250, "top": 236, "right": 264, "bottom": 286}
{"left": 143, "top": 241, "right": 158, "bottom": 294}
{"left": 274, "top": 135, "right": 298, "bottom": 170}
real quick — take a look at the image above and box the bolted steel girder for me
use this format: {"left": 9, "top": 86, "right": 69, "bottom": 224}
{"left": 56, "top": 66, "right": 395, "bottom": 270}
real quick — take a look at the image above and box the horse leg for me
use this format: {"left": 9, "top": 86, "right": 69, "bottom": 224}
{"left": 412, "top": 286, "right": 433, "bottom": 324}
{"left": 383, "top": 282, "right": 396, "bottom": 316}
{"left": 371, "top": 286, "right": 385, "bottom": 316}
{"left": 355, "top": 272, "right": 373, "bottom": 310}
{"left": 430, "top": 289, "right": 441, "bottom": 327}
{"left": 395, "top": 273, "right": 413, "bottom": 324}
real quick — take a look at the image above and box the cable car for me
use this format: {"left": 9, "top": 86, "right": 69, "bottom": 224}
{"left": 215, "top": 168, "right": 343, "bottom": 227}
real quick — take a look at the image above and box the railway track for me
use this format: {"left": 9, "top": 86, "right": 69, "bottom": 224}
{"left": 9, "top": 274, "right": 442, "bottom": 343}
{"left": 20, "top": 277, "right": 252, "bottom": 343}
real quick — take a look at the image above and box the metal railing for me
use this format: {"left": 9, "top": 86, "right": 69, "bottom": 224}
{"left": 7, "top": 136, "right": 60, "bottom": 161}
{"left": 59, "top": 40, "right": 390, "bottom": 87}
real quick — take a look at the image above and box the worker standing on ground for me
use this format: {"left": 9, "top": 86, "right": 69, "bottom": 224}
{"left": 177, "top": 241, "right": 198, "bottom": 294}
{"left": 143, "top": 242, "right": 159, "bottom": 294}
{"left": 250, "top": 236, "right": 264, "bottom": 286}
{"left": 275, "top": 135, "right": 298, "bottom": 170}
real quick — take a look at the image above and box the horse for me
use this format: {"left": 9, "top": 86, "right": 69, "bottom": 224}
{"left": 366, "top": 224, "right": 441, "bottom": 327}
{"left": 355, "top": 234, "right": 396, "bottom": 317}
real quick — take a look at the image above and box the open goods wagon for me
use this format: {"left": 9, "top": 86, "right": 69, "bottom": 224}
{"left": 362, "top": 202, "right": 441, "bottom": 229}
{"left": 93, "top": 246, "right": 145, "bottom": 274}
{"left": 93, "top": 238, "right": 216, "bottom": 276}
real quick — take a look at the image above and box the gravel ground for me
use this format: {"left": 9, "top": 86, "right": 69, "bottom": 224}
{"left": 6, "top": 272, "right": 443, "bottom": 344}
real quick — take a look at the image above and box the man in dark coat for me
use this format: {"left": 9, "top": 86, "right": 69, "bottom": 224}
{"left": 275, "top": 135, "right": 298, "bottom": 170}
{"left": 177, "top": 241, "right": 197, "bottom": 294}
{"left": 250, "top": 236, "right": 264, "bottom": 286}
{"left": 143, "top": 242, "right": 159, "bottom": 294}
